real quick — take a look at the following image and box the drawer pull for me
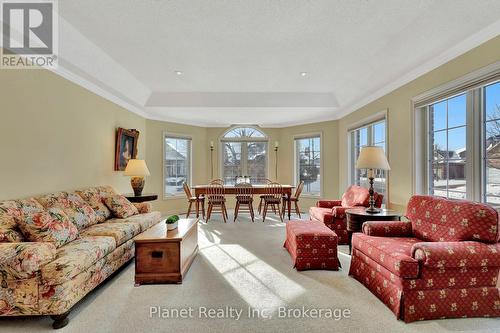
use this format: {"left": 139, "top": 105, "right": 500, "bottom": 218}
{"left": 151, "top": 251, "right": 164, "bottom": 258}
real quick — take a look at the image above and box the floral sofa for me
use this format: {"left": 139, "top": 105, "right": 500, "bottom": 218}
{"left": 309, "top": 185, "right": 383, "bottom": 244}
{"left": 0, "top": 186, "right": 162, "bottom": 328}
{"left": 349, "top": 195, "right": 500, "bottom": 322}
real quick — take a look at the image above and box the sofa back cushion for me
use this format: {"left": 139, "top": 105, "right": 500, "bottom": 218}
{"left": 103, "top": 194, "right": 139, "bottom": 218}
{"left": 36, "top": 192, "right": 98, "bottom": 230}
{"left": 0, "top": 200, "right": 24, "bottom": 242}
{"left": 407, "top": 195, "right": 499, "bottom": 243}
{"left": 75, "top": 187, "right": 111, "bottom": 223}
{"left": 341, "top": 185, "right": 370, "bottom": 207}
{"left": 17, "top": 199, "right": 78, "bottom": 247}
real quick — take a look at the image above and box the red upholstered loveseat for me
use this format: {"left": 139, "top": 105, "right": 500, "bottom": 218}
{"left": 349, "top": 195, "right": 500, "bottom": 322}
{"left": 309, "top": 185, "right": 383, "bottom": 244}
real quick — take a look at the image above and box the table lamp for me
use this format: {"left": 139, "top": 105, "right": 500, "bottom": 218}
{"left": 124, "top": 159, "right": 151, "bottom": 196}
{"left": 355, "top": 146, "right": 390, "bottom": 214}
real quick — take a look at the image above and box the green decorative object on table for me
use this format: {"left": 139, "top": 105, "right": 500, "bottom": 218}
{"left": 166, "top": 215, "right": 179, "bottom": 230}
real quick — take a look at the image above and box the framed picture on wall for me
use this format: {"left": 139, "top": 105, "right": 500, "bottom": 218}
{"left": 115, "top": 128, "right": 139, "bottom": 171}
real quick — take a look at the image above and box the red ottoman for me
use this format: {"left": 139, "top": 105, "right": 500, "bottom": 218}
{"left": 284, "top": 220, "right": 339, "bottom": 271}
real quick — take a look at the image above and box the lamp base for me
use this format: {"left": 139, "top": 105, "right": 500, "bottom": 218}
{"left": 131, "top": 177, "right": 145, "bottom": 197}
{"left": 365, "top": 207, "right": 381, "bottom": 214}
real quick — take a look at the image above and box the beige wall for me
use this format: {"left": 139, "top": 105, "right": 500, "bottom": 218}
{"left": 2, "top": 35, "right": 499, "bottom": 217}
{"left": 337, "top": 35, "right": 500, "bottom": 212}
{"left": 0, "top": 69, "right": 146, "bottom": 201}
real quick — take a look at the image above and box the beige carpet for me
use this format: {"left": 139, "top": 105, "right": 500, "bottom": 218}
{"left": 1, "top": 212, "right": 499, "bottom": 333}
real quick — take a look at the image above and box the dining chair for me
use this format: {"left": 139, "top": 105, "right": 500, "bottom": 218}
{"left": 258, "top": 178, "right": 274, "bottom": 214}
{"left": 282, "top": 180, "right": 304, "bottom": 218}
{"left": 183, "top": 182, "right": 205, "bottom": 219}
{"left": 206, "top": 180, "right": 228, "bottom": 223}
{"left": 261, "top": 182, "right": 283, "bottom": 222}
{"left": 234, "top": 183, "right": 254, "bottom": 222}
{"left": 211, "top": 178, "right": 225, "bottom": 186}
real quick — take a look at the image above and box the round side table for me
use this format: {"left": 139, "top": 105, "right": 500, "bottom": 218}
{"left": 345, "top": 208, "right": 401, "bottom": 254}
{"left": 124, "top": 193, "right": 158, "bottom": 203}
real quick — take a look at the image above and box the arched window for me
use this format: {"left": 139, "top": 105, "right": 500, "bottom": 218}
{"left": 221, "top": 126, "right": 268, "bottom": 184}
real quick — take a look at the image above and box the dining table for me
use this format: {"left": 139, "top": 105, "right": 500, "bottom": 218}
{"left": 192, "top": 184, "right": 295, "bottom": 220}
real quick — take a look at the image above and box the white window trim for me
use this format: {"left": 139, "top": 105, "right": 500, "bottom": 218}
{"left": 412, "top": 61, "right": 500, "bottom": 202}
{"left": 293, "top": 132, "right": 323, "bottom": 198}
{"left": 347, "top": 110, "right": 389, "bottom": 203}
{"left": 218, "top": 125, "right": 269, "bottom": 183}
{"left": 163, "top": 131, "right": 193, "bottom": 200}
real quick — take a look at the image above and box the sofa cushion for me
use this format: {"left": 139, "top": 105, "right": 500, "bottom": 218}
{"left": 0, "top": 200, "right": 24, "bottom": 242}
{"left": 81, "top": 222, "right": 141, "bottom": 246}
{"left": 0, "top": 242, "right": 57, "bottom": 280}
{"left": 103, "top": 195, "right": 139, "bottom": 218}
{"left": 18, "top": 207, "right": 79, "bottom": 248}
{"left": 36, "top": 192, "right": 98, "bottom": 230}
{"left": 407, "top": 195, "right": 499, "bottom": 243}
{"left": 341, "top": 185, "right": 370, "bottom": 207}
{"left": 41, "top": 236, "right": 116, "bottom": 285}
{"left": 309, "top": 207, "right": 334, "bottom": 224}
{"left": 107, "top": 211, "right": 162, "bottom": 232}
{"left": 352, "top": 233, "right": 420, "bottom": 278}
{"left": 75, "top": 188, "right": 111, "bottom": 223}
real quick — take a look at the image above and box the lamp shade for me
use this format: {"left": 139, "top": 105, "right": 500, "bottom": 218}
{"left": 355, "top": 146, "right": 390, "bottom": 170}
{"left": 124, "top": 159, "right": 151, "bottom": 176}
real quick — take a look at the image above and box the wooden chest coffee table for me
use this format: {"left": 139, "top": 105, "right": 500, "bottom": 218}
{"left": 134, "top": 218, "right": 198, "bottom": 285}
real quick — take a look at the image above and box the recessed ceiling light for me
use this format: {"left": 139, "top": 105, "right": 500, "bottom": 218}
{"left": 174, "top": 70, "right": 183, "bottom": 76}
{"left": 300, "top": 72, "right": 308, "bottom": 77}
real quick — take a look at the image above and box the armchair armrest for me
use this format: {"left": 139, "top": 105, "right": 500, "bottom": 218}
{"left": 133, "top": 202, "right": 152, "bottom": 214}
{"left": 0, "top": 242, "right": 56, "bottom": 280}
{"left": 362, "top": 220, "right": 412, "bottom": 237}
{"left": 332, "top": 206, "right": 350, "bottom": 219}
{"left": 316, "top": 200, "right": 342, "bottom": 209}
{"left": 411, "top": 241, "right": 500, "bottom": 269}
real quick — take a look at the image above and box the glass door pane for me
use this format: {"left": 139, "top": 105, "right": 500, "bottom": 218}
{"left": 223, "top": 142, "right": 242, "bottom": 185}
{"left": 247, "top": 142, "right": 266, "bottom": 184}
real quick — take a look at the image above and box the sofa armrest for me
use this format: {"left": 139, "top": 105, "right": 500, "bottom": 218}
{"left": 0, "top": 242, "right": 56, "bottom": 280}
{"left": 316, "top": 200, "right": 341, "bottom": 209}
{"left": 331, "top": 206, "right": 351, "bottom": 219}
{"left": 362, "top": 220, "right": 412, "bottom": 237}
{"left": 133, "top": 202, "right": 152, "bottom": 214}
{"left": 411, "top": 241, "right": 500, "bottom": 269}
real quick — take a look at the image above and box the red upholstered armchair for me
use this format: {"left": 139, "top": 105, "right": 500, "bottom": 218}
{"left": 349, "top": 195, "right": 500, "bottom": 322}
{"left": 309, "top": 185, "right": 383, "bottom": 244}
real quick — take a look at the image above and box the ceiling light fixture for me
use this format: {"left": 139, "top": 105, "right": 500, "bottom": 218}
{"left": 300, "top": 72, "right": 308, "bottom": 77}
{"left": 174, "top": 70, "right": 183, "bottom": 76}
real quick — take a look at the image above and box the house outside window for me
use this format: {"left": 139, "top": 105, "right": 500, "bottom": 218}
{"left": 164, "top": 135, "right": 191, "bottom": 197}
{"left": 221, "top": 126, "right": 268, "bottom": 185}
{"left": 294, "top": 135, "right": 321, "bottom": 196}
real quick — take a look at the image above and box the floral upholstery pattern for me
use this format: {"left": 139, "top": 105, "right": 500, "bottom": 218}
{"left": 362, "top": 220, "right": 413, "bottom": 237}
{"left": 0, "top": 242, "right": 56, "bottom": 280}
{"left": 352, "top": 233, "right": 420, "bottom": 278}
{"left": 349, "top": 194, "right": 500, "bottom": 322}
{"left": 407, "top": 195, "right": 499, "bottom": 243}
{"left": 341, "top": 185, "right": 371, "bottom": 207}
{"left": 0, "top": 186, "right": 161, "bottom": 318}
{"left": 81, "top": 222, "right": 141, "bottom": 246}
{"left": 35, "top": 192, "right": 98, "bottom": 230}
{"left": 133, "top": 202, "right": 152, "bottom": 214}
{"left": 103, "top": 195, "right": 138, "bottom": 218}
{"left": 17, "top": 207, "right": 78, "bottom": 248}
{"left": 0, "top": 201, "right": 24, "bottom": 242}
{"left": 309, "top": 187, "right": 383, "bottom": 245}
{"left": 107, "top": 211, "right": 162, "bottom": 232}
{"left": 284, "top": 220, "right": 339, "bottom": 271}
{"left": 41, "top": 236, "right": 115, "bottom": 285}
{"left": 75, "top": 188, "right": 111, "bottom": 223}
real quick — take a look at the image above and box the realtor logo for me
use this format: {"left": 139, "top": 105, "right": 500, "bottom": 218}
{"left": 1, "top": 0, "right": 58, "bottom": 68}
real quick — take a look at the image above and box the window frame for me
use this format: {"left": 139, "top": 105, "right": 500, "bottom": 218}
{"left": 293, "top": 132, "right": 323, "bottom": 197}
{"left": 347, "top": 114, "right": 388, "bottom": 203}
{"left": 163, "top": 132, "right": 193, "bottom": 199}
{"left": 219, "top": 125, "right": 269, "bottom": 184}
{"left": 412, "top": 60, "right": 500, "bottom": 206}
